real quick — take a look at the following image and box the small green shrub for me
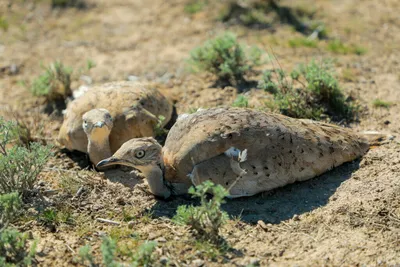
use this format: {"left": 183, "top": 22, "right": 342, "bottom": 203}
{"left": 101, "top": 237, "right": 118, "bottom": 267}
{"left": 288, "top": 37, "right": 318, "bottom": 48}
{"left": 30, "top": 61, "right": 72, "bottom": 101}
{"left": 86, "top": 59, "right": 96, "bottom": 71}
{"left": 131, "top": 241, "right": 157, "bottom": 267}
{"left": 78, "top": 245, "right": 95, "bottom": 266}
{"left": 0, "top": 192, "right": 21, "bottom": 228}
{"left": 259, "top": 61, "right": 357, "bottom": 121}
{"left": 78, "top": 238, "right": 157, "bottom": 267}
{"left": 184, "top": 0, "right": 207, "bottom": 14}
{"left": 372, "top": 99, "right": 391, "bottom": 109}
{"left": 0, "top": 228, "right": 37, "bottom": 266}
{"left": 327, "top": 39, "right": 367, "bottom": 55}
{"left": 51, "top": 0, "right": 86, "bottom": 9}
{"left": 189, "top": 32, "right": 262, "bottom": 84}
{"left": 232, "top": 95, "right": 249, "bottom": 108}
{"left": 173, "top": 181, "right": 229, "bottom": 243}
{"left": 257, "top": 70, "right": 278, "bottom": 94}
{"left": 153, "top": 115, "right": 167, "bottom": 137}
{"left": 0, "top": 117, "right": 52, "bottom": 194}
{"left": 0, "top": 16, "right": 9, "bottom": 32}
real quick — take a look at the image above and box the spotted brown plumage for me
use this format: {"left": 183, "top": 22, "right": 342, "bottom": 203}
{"left": 58, "top": 81, "right": 173, "bottom": 155}
{"left": 97, "top": 107, "right": 370, "bottom": 198}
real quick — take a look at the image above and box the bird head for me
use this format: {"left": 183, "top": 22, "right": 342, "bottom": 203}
{"left": 96, "top": 137, "right": 163, "bottom": 172}
{"left": 82, "top": 108, "right": 114, "bottom": 143}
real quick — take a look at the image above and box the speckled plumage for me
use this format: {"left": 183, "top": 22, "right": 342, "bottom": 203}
{"left": 58, "top": 81, "right": 173, "bottom": 153}
{"left": 162, "top": 107, "right": 369, "bottom": 197}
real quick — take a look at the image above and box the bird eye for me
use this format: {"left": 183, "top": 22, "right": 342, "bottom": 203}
{"left": 135, "top": 150, "right": 145, "bottom": 158}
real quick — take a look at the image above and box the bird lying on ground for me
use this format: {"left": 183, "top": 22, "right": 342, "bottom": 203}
{"left": 96, "top": 107, "right": 385, "bottom": 198}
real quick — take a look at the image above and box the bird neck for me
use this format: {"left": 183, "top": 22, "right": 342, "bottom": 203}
{"left": 138, "top": 159, "right": 171, "bottom": 199}
{"left": 87, "top": 136, "right": 112, "bottom": 168}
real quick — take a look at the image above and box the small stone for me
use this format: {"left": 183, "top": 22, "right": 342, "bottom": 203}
{"left": 127, "top": 75, "right": 139, "bottom": 82}
{"left": 127, "top": 221, "right": 135, "bottom": 229}
{"left": 116, "top": 197, "right": 125, "bottom": 205}
{"left": 156, "top": 237, "right": 167, "bottom": 243}
{"left": 192, "top": 259, "right": 205, "bottom": 267}
{"left": 384, "top": 120, "right": 390, "bottom": 125}
{"left": 159, "top": 256, "right": 169, "bottom": 265}
{"left": 38, "top": 180, "right": 46, "bottom": 187}
{"left": 257, "top": 220, "right": 268, "bottom": 231}
{"left": 292, "top": 214, "right": 300, "bottom": 221}
{"left": 148, "top": 232, "right": 159, "bottom": 240}
{"left": 249, "top": 258, "right": 260, "bottom": 266}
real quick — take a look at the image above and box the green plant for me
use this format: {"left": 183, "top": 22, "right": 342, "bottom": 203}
{"left": 298, "top": 60, "right": 354, "bottom": 118}
{"left": 184, "top": 0, "right": 207, "bottom": 14}
{"left": 288, "top": 37, "right": 318, "bottom": 48}
{"left": 372, "top": 99, "right": 391, "bottom": 109}
{"left": 189, "top": 32, "right": 262, "bottom": 84}
{"left": 101, "top": 237, "right": 119, "bottom": 267}
{"left": 257, "top": 70, "right": 278, "bottom": 93}
{"left": 153, "top": 115, "right": 167, "bottom": 137}
{"left": 51, "top": 0, "right": 86, "bottom": 9}
{"left": 78, "top": 244, "right": 95, "bottom": 267}
{"left": 0, "top": 228, "right": 37, "bottom": 266}
{"left": 131, "top": 241, "right": 157, "bottom": 267}
{"left": 0, "top": 117, "right": 53, "bottom": 194}
{"left": 78, "top": 238, "right": 157, "bottom": 267}
{"left": 0, "top": 192, "right": 21, "bottom": 229}
{"left": 86, "top": 59, "right": 96, "bottom": 71}
{"left": 0, "top": 16, "right": 9, "bottom": 31}
{"left": 30, "top": 61, "right": 72, "bottom": 101}
{"left": 327, "top": 39, "right": 367, "bottom": 55}
{"left": 173, "top": 181, "right": 229, "bottom": 243}
{"left": 259, "top": 61, "right": 357, "bottom": 121}
{"left": 232, "top": 95, "right": 249, "bottom": 108}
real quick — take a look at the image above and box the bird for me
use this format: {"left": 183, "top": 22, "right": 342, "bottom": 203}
{"left": 58, "top": 81, "right": 173, "bottom": 165}
{"left": 96, "top": 107, "right": 372, "bottom": 199}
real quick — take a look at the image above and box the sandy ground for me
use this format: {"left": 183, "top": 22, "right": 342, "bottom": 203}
{"left": 0, "top": 0, "right": 399, "bottom": 266}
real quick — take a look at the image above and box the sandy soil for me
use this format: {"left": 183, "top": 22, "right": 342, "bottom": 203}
{"left": 0, "top": 0, "right": 399, "bottom": 266}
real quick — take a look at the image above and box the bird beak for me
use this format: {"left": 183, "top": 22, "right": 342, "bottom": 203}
{"left": 94, "top": 121, "right": 105, "bottom": 128}
{"left": 96, "top": 157, "right": 122, "bottom": 168}
{"left": 96, "top": 157, "right": 136, "bottom": 169}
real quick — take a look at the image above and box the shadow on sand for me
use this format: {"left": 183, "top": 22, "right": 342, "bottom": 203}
{"left": 149, "top": 159, "right": 361, "bottom": 224}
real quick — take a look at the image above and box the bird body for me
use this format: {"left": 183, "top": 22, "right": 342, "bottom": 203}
{"left": 58, "top": 81, "right": 173, "bottom": 154}
{"left": 97, "top": 108, "right": 370, "bottom": 198}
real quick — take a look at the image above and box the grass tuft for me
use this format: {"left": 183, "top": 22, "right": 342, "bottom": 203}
{"left": 30, "top": 61, "right": 73, "bottom": 102}
{"left": 259, "top": 60, "right": 358, "bottom": 121}
{"left": 173, "top": 181, "right": 228, "bottom": 243}
{"left": 288, "top": 37, "right": 318, "bottom": 48}
{"left": 188, "top": 32, "right": 262, "bottom": 85}
{"left": 372, "top": 99, "right": 391, "bottom": 109}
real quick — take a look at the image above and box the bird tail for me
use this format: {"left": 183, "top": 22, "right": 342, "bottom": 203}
{"left": 360, "top": 131, "right": 395, "bottom": 146}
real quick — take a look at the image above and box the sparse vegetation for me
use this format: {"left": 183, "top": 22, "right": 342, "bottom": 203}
{"left": 0, "top": 192, "right": 21, "bottom": 228}
{"left": 0, "top": 16, "right": 9, "bottom": 32}
{"left": 184, "top": 0, "right": 207, "bottom": 14}
{"left": 173, "top": 181, "right": 229, "bottom": 243}
{"left": 0, "top": 117, "right": 52, "bottom": 194}
{"left": 372, "top": 99, "right": 391, "bottom": 109}
{"left": 78, "top": 237, "right": 157, "bottom": 266}
{"left": 259, "top": 60, "right": 358, "bottom": 121}
{"left": 189, "top": 32, "right": 262, "bottom": 85}
{"left": 51, "top": 0, "right": 87, "bottom": 9}
{"left": 232, "top": 95, "right": 249, "bottom": 108}
{"left": 0, "top": 228, "right": 37, "bottom": 266}
{"left": 288, "top": 37, "right": 318, "bottom": 48}
{"left": 30, "top": 61, "right": 73, "bottom": 101}
{"left": 327, "top": 39, "right": 367, "bottom": 55}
